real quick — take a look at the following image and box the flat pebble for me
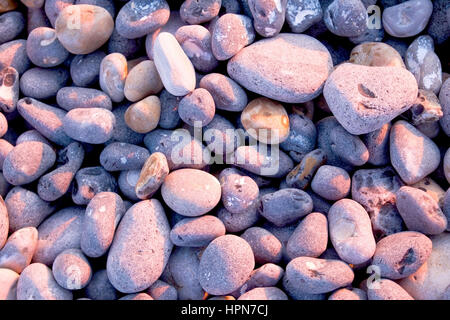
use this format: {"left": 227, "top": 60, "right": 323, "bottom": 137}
{"left": 81, "top": 192, "right": 125, "bottom": 258}
{"left": 107, "top": 199, "right": 173, "bottom": 293}
{"left": 372, "top": 231, "right": 432, "bottom": 280}
{"left": 0, "top": 227, "right": 37, "bottom": 273}
{"left": 52, "top": 248, "right": 92, "bottom": 290}
{"left": 199, "top": 235, "right": 255, "bottom": 295}
{"left": 170, "top": 215, "right": 226, "bottom": 247}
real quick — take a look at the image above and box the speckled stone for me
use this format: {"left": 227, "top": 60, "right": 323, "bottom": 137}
{"left": 52, "top": 248, "right": 92, "bottom": 290}
{"left": 20, "top": 67, "right": 69, "bottom": 100}
{"left": 147, "top": 280, "right": 178, "bottom": 300}
{"left": 56, "top": 87, "right": 112, "bottom": 111}
{"left": 228, "top": 33, "right": 333, "bottom": 103}
{"left": 286, "top": 0, "right": 323, "bottom": 33}
{"left": 124, "top": 60, "right": 163, "bottom": 102}
{"left": 217, "top": 206, "right": 260, "bottom": 233}
{"left": 241, "top": 227, "right": 282, "bottom": 264}
{"left": 180, "top": 0, "right": 221, "bottom": 24}
{"left": 280, "top": 114, "right": 317, "bottom": 162}
{"left": 0, "top": 39, "right": 31, "bottom": 75}
{"left": 100, "top": 142, "right": 149, "bottom": 172}
{"left": 107, "top": 200, "right": 173, "bottom": 293}
{"left": 324, "top": 0, "right": 368, "bottom": 37}
{"left": 311, "top": 165, "right": 350, "bottom": 201}
{"left": 0, "top": 227, "right": 38, "bottom": 273}
{"left": 170, "top": 215, "right": 226, "bottom": 247}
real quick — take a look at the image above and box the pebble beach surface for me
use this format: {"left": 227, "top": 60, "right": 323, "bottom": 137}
{"left": 0, "top": 0, "right": 448, "bottom": 301}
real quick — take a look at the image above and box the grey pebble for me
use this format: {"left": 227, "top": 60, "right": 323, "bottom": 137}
{"left": 147, "top": 280, "right": 178, "bottom": 300}
{"left": 367, "top": 279, "right": 414, "bottom": 300}
{"left": 280, "top": 114, "right": 317, "bottom": 162}
{"left": 16, "top": 130, "right": 51, "bottom": 146}
{"left": 84, "top": 269, "right": 118, "bottom": 300}
{"left": 158, "top": 89, "right": 182, "bottom": 129}
{"left": 217, "top": 206, "right": 260, "bottom": 233}
{"left": 241, "top": 227, "right": 282, "bottom": 264}
{"left": 324, "top": 0, "right": 367, "bottom": 37}
{"left": 362, "top": 122, "right": 391, "bottom": 166}
{"left": 100, "top": 142, "right": 149, "bottom": 172}
{"left": 0, "top": 40, "right": 31, "bottom": 75}
{"left": 118, "top": 170, "right": 140, "bottom": 201}
{"left": 0, "top": 11, "right": 25, "bottom": 45}
{"left": 20, "top": 67, "right": 69, "bottom": 100}
{"left": 52, "top": 248, "right": 92, "bottom": 290}
{"left": 70, "top": 51, "right": 106, "bottom": 87}
{"left": 311, "top": 165, "right": 350, "bottom": 201}
{"left": 180, "top": 0, "right": 221, "bottom": 24}
{"left": 72, "top": 166, "right": 117, "bottom": 205}
{"left": 26, "top": 27, "right": 69, "bottom": 68}
{"left": 57, "top": 87, "right": 112, "bottom": 111}
{"left": 178, "top": 88, "right": 215, "bottom": 127}
{"left": 170, "top": 215, "right": 226, "bottom": 247}
{"left": 286, "top": 0, "right": 323, "bottom": 33}
{"left": 109, "top": 104, "right": 144, "bottom": 145}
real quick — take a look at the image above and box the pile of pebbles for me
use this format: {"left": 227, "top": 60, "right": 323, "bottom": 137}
{"left": 0, "top": 0, "right": 449, "bottom": 301}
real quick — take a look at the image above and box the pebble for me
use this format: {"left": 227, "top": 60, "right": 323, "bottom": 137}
{"left": 0, "top": 139, "right": 13, "bottom": 170}
{"left": 410, "top": 90, "right": 443, "bottom": 126}
{"left": 3, "top": 141, "right": 56, "bottom": 186}
{"left": 372, "top": 231, "right": 432, "bottom": 280}
{"left": 324, "top": 0, "right": 368, "bottom": 37}
{"left": 123, "top": 96, "right": 161, "bottom": 134}
{"left": 0, "top": 0, "right": 18, "bottom": 12}
{"left": 0, "top": 113, "right": 7, "bottom": 138}
{"left": 0, "top": 268, "right": 18, "bottom": 300}
{"left": 286, "top": 212, "right": 328, "bottom": 259}
{"left": 27, "top": 7, "right": 51, "bottom": 34}
{"left": 72, "top": 167, "right": 117, "bottom": 205}
{"left": 285, "top": 0, "right": 323, "bottom": 33}
{"left": 110, "top": 104, "right": 145, "bottom": 145}
{"left": 107, "top": 29, "right": 143, "bottom": 59}
{"left": 84, "top": 269, "right": 118, "bottom": 300}
{"left": 219, "top": 168, "right": 259, "bottom": 214}
{"left": 283, "top": 257, "right": 354, "bottom": 294}
{"left": 55, "top": 4, "right": 114, "bottom": 54}
{"left": 52, "top": 248, "right": 92, "bottom": 290}
{"left": 396, "top": 186, "right": 447, "bottom": 235}
{"left": 175, "top": 25, "right": 218, "bottom": 73}
{"left": 349, "top": 42, "right": 405, "bottom": 68}
{"left": 180, "top": 0, "right": 221, "bottom": 24}
{"left": 147, "top": 280, "right": 178, "bottom": 300}
{"left": 20, "top": 67, "right": 69, "bottom": 100}
{"left": 100, "top": 142, "right": 148, "bottom": 172}
{"left": 233, "top": 263, "right": 284, "bottom": 297}
{"left": 399, "top": 233, "right": 450, "bottom": 300}
{"left": 17, "top": 263, "right": 72, "bottom": 300}
{"left": 259, "top": 188, "right": 313, "bottom": 227}
{"left": 134, "top": 152, "right": 168, "bottom": 199}
{"left": 0, "top": 197, "right": 7, "bottom": 249}
{"left": 203, "top": 114, "right": 241, "bottom": 155}
{"left": 390, "top": 120, "right": 440, "bottom": 184}
{"left": 33, "top": 207, "right": 84, "bottom": 266}
{"left": 228, "top": 33, "right": 333, "bottom": 103}
{"left": 241, "top": 97, "right": 290, "bottom": 144}
{"left": 445, "top": 149, "right": 450, "bottom": 184}
{"left": 44, "top": 0, "right": 75, "bottom": 27}
{"left": 328, "top": 288, "right": 367, "bottom": 300}
{"left": 328, "top": 199, "right": 376, "bottom": 265}
{"left": 199, "top": 73, "right": 248, "bottom": 112}
{"left": 0, "top": 66, "right": 19, "bottom": 113}
{"left": 5, "top": 187, "right": 55, "bottom": 232}
{"left": 367, "top": 279, "right": 414, "bottom": 300}
{"left": 323, "top": 63, "right": 418, "bottom": 135}
{"left": 217, "top": 206, "right": 260, "bottom": 233}
{"left": 170, "top": 215, "right": 226, "bottom": 247}
{"left": 362, "top": 123, "right": 391, "bottom": 166}
{"left": 70, "top": 51, "right": 106, "bottom": 87}
{"left": 238, "top": 287, "right": 288, "bottom": 300}
{"left": 199, "top": 235, "right": 255, "bottom": 295}
{"left": 280, "top": 114, "right": 317, "bottom": 162}
{"left": 37, "top": 142, "right": 84, "bottom": 201}
{"left": 56, "top": 87, "right": 112, "bottom": 111}
{"left": 161, "top": 169, "right": 221, "bottom": 217}
{"left": 178, "top": 88, "right": 215, "bottom": 127}
{"left": 351, "top": 167, "right": 405, "bottom": 238}
{"left": 63, "top": 108, "right": 115, "bottom": 144}
{"left": 26, "top": 27, "right": 68, "bottom": 67}
{"left": 107, "top": 200, "right": 173, "bottom": 293}
{"left": 311, "top": 165, "right": 350, "bottom": 201}
{"left": 124, "top": 60, "right": 163, "bottom": 102}
{"left": 382, "top": 0, "right": 433, "bottom": 38}
{"left": 158, "top": 89, "right": 182, "bottom": 129}
{"left": 0, "top": 39, "right": 30, "bottom": 75}
{"left": 153, "top": 32, "right": 196, "bottom": 97}
{"left": 241, "top": 227, "right": 282, "bottom": 264}
{"left": 211, "top": 13, "right": 254, "bottom": 61}
{"left": 0, "top": 227, "right": 37, "bottom": 274}
{"left": 120, "top": 293, "right": 153, "bottom": 300}
{"left": 16, "top": 130, "right": 49, "bottom": 145}
{"left": 81, "top": 192, "right": 126, "bottom": 258}
{"left": 411, "top": 177, "right": 446, "bottom": 208}
{"left": 426, "top": 0, "right": 449, "bottom": 45}
{"left": 99, "top": 53, "right": 128, "bottom": 103}
{"left": 0, "top": 11, "right": 25, "bottom": 45}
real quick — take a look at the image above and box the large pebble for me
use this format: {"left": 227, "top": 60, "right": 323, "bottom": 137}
{"left": 0, "top": 227, "right": 38, "bottom": 273}
{"left": 107, "top": 199, "right": 173, "bottom": 293}
{"left": 26, "top": 27, "right": 68, "bottom": 67}
{"left": 390, "top": 120, "right": 440, "bottom": 184}
{"left": 323, "top": 63, "right": 418, "bottom": 135}
{"left": 372, "top": 231, "right": 432, "bottom": 280}
{"left": 367, "top": 279, "right": 414, "bottom": 300}
{"left": 199, "top": 235, "right": 255, "bottom": 295}
{"left": 161, "top": 169, "right": 221, "bottom": 217}
{"left": 63, "top": 108, "right": 115, "bottom": 144}
{"left": 0, "top": 268, "right": 18, "bottom": 300}
{"left": 228, "top": 33, "right": 333, "bottom": 103}
{"left": 153, "top": 32, "right": 196, "bottom": 97}
{"left": 328, "top": 199, "right": 376, "bottom": 265}
{"left": 55, "top": 4, "right": 114, "bottom": 54}
{"left": 3, "top": 141, "right": 56, "bottom": 186}
{"left": 170, "top": 215, "right": 225, "bottom": 247}
{"left": 283, "top": 257, "right": 354, "bottom": 294}
{"left": 382, "top": 0, "right": 433, "bottom": 38}
{"left": 396, "top": 186, "right": 447, "bottom": 235}
{"left": 324, "top": 0, "right": 368, "bottom": 37}
{"left": 311, "top": 165, "right": 350, "bottom": 201}
{"left": 241, "top": 227, "right": 282, "bottom": 264}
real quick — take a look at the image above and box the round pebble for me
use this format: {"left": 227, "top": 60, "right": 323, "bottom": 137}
{"left": 20, "top": 67, "right": 69, "bottom": 100}
{"left": 52, "top": 248, "right": 92, "bottom": 290}
{"left": 124, "top": 96, "right": 161, "bottom": 134}
{"left": 311, "top": 165, "right": 350, "bottom": 201}
{"left": 26, "top": 27, "right": 69, "bottom": 67}
{"left": 124, "top": 60, "right": 163, "bottom": 102}
{"left": 324, "top": 0, "right": 368, "bottom": 37}
{"left": 178, "top": 88, "right": 215, "bottom": 127}
{"left": 241, "top": 227, "right": 282, "bottom": 265}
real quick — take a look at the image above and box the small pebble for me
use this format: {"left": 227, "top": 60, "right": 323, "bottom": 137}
{"left": 170, "top": 215, "right": 226, "bottom": 247}
{"left": 84, "top": 269, "right": 118, "bottom": 300}
{"left": 241, "top": 227, "right": 282, "bottom": 265}
{"left": 72, "top": 167, "right": 117, "bottom": 205}
{"left": 100, "top": 142, "right": 149, "bottom": 172}
{"left": 178, "top": 88, "right": 215, "bottom": 127}
{"left": 147, "top": 280, "right": 178, "bottom": 300}
{"left": 0, "top": 11, "right": 25, "bottom": 45}
{"left": 280, "top": 113, "right": 317, "bottom": 162}
{"left": 180, "top": 0, "right": 221, "bottom": 24}
{"left": 349, "top": 42, "right": 405, "bottom": 68}
{"left": 56, "top": 87, "right": 112, "bottom": 111}
{"left": 286, "top": 0, "right": 323, "bottom": 33}
{"left": 248, "top": 0, "right": 287, "bottom": 38}
{"left": 26, "top": 27, "right": 68, "bottom": 67}
{"left": 362, "top": 123, "right": 391, "bottom": 166}
{"left": 0, "top": 39, "right": 30, "bottom": 75}
{"left": 219, "top": 168, "right": 259, "bottom": 214}
{"left": 328, "top": 288, "right": 367, "bottom": 300}
{"left": 238, "top": 287, "right": 288, "bottom": 300}
{"left": 324, "top": 0, "right": 368, "bottom": 37}
{"left": 99, "top": 53, "right": 128, "bottom": 103}
{"left": 217, "top": 206, "right": 260, "bottom": 233}
{"left": 124, "top": 60, "right": 163, "bottom": 102}
{"left": 70, "top": 51, "right": 106, "bottom": 87}
{"left": 0, "top": 227, "right": 37, "bottom": 273}
{"left": 52, "top": 248, "right": 92, "bottom": 290}
{"left": 311, "top": 165, "right": 350, "bottom": 201}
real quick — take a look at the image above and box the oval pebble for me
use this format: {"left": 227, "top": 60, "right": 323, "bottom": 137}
{"left": 0, "top": 227, "right": 38, "bottom": 273}
{"left": 324, "top": 0, "right": 367, "bottom": 37}
{"left": 311, "top": 165, "right": 350, "bottom": 201}
{"left": 124, "top": 60, "right": 163, "bottom": 102}
{"left": 52, "top": 248, "right": 92, "bottom": 290}
{"left": 0, "top": 39, "right": 31, "bottom": 75}
{"left": 241, "top": 227, "right": 282, "bottom": 265}
{"left": 178, "top": 88, "right": 215, "bottom": 127}
{"left": 99, "top": 53, "right": 128, "bottom": 103}
{"left": 26, "top": 27, "right": 69, "bottom": 67}
{"left": 170, "top": 215, "right": 226, "bottom": 247}
{"left": 20, "top": 67, "right": 69, "bottom": 100}
{"left": 70, "top": 51, "right": 105, "bottom": 87}
{"left": 84, "top": 269, "right": 118, "bottom": 300}
{"left": 100, "top": 142, "right": 149, "bottom": 172}
{"left": 56, "top": 87, "right": 112, "bottom": 111}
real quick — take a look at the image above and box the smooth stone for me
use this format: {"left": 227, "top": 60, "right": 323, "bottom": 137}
{"left": 5, "top": 187, "right": 54, "bottom": 232}
{"left": 324, "top": 0, "right": 368, "bottom": 37}
{"left": 153, "top": 32, "right": 196, "bottom": 97}
{"left": 286, "top": 0, "right": 323, "bottom": 33}
{"left": 410, "top": 177, "right": 446, "bottom": 208}
{"left": 55, "top": 4, "right": 114, "bottom": 54}
{"left": 362, "top": 122, "right": 391, "bottom": 166}
{"left": 84, "top": 269, "right": 117, "bottom": 300}
{"left": 72, "top": 167, "right": 117, "bottom": 205}
{"left": 232, "top": 263, "right": 284, "bottom": 298}
{"left": 323, "top": 63, "right": 418, "bottom": 135}
{"left": 390, "top": 120, "right": 440, "bottom": 184}
{"left": 52, "top": 248, "right": 92, "bottom": 290}
{"left": 3, "top": 141, "right": 56, "bottom": 186}
{"left": 180, "top": 0, "right": 221, "bottom": 24}
{"left": 0, "top": 11, "right": 25, "bottom": 45}
{"left": 99, "top": 53, "right": 128, "bottom": 103}
{"left": 439, "top": 78, "right": 450, "bottom": 136}
{"left": 396, "top": 186, "right": 447, "bottom": 235}
{"left": 107, "top": 200, "right": 173, "bottom": 293}
{"left": 203, "top": 114, "right": 241, "bottom": 156}
{"left": 44, "top": 0, "right": 75, "bottom": 27}
{"left": 70, "top": 51, "right": 105, "bottom": 87}
{"left": 0, "top": 227, "right": 38, "bottom": 273}
{"left": 124, "top": 60, "right": 163, "bottom": 102}
{"left": 100, "top": 142, "right": 149, "bottom": 172}
{"left": 178, "top": 88, "right": 215, "bottom": 127}
{"left": 124, "top": 96, "right": 161, "bottom": 134}
{"left": 248, "top": 0, "right": 286, "bottom": 37}
{"left": 228, "top": 33, "right": 333, "bottom": 103}
{"left": 158, "top": 89, "right": 182, "bottom": 129}
{"left": 328, "top": 288, "right": 367, "bottom": 300}
{"left": 0, "top": 39, "right": 31, "bottom": 75}
{"left": 211, "top": 13, "right": 254, "bottom": 61}
{"left": 170, "top": 215, "right": 226, "bottom": 247}
{"left": 311, "top": 165, "right": 350, "bottom": 201}
{"left": 199, "top": 235, "right": 255, "bottom": 295}
{"left": 107, "top": 28, "right": 143, "bottom": 59}
{"left": 27, "top": 7, "right": 52, "bottom": 34}
{"left": 349, "top": 42, "right": 405, "bottom": 68}
{"left": 80, "top": 192, "right": 126, "bottom": 258}
{"left": 382, "top": 0, "right": 433, "bottom": 38}
{"left": 110, "top": 104, "right": 145, "bottom": 145}
{"left": 217, "top": 206, "right": 260, "bottom": 233}
{"left": 135, "top": 152, "right": 169, "bottom": 200}
{"left": 328, "top": 199, "right": 376, "bottom": 265}
{"left": 63, "top": 108, "right": 115, "bottom": 144}
{"left": 161, "top": 169, "right": 221, "bottom": 217}
{"left": 280, "top": 114, "right": 317, "bottom": 162}
{"left": 399, "top": 233, "right": 450, "bottom": 300}
{"left": 241, "top": 227, "right": 282, "bottom": 264}
{"left": 372, "top": 231, "right": 432, "bottom": 280}
{"left": 147, "top": 280, "right": 178, "bottom": 300}
{"left": 367, "top": 279, "right": 414, "bottom": 300}
{"left": 17, "top": 263, "right": 72, "bottom": 300}
{"left": 0, "top": 268, "right": 18, "bottom": 300}
{"left": 286, "top": 212, "right": 328, "bottom": 259}
{"left": 0, "top": 66, "right": 19, "bottom": 113}
{"left": 219, "top": 168, "right": 259, "bottom": 214}
{"left": 33, "top": 207, "right": 84, "bottom": 266}
{"left": 283, "top": 257, "right": 354, "bottom": 294}
{"left": 19, "top": 67, "right": 69, "bottom": 100}
{"left": 56, "top": 87, "right": 112, "bottom": 111}
{"left": 26, "top": 27, "right": 68, "bottom": 67}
